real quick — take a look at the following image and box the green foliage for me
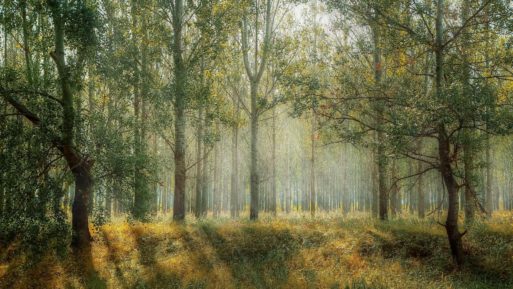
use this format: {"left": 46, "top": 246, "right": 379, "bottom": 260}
{"left": 63, "top": 1, "right": 97, "bottom": 55}
{"left": 0, "top": 67, "right": 71, "bottom": 256}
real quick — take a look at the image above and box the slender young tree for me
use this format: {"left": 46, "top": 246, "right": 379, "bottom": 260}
{"left": 170, "top": 0, "right": 187, "bottom": 221}
{"left": 241, "top": 0, "right": 273, "bottom": 220}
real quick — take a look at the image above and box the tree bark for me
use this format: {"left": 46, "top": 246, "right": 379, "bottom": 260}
{"left": 439, "top": 125, "right": 464, "bottom": 266}
{"left": 201, "top": 113, "right": 209, "bottom": 217}
{"left": 249, "top": 82, "right": 259, "bottom": 220}
{"left": 271, "top": 107, "right": 277, "bottom": 216}
{"left": 241, "top": 0, "right": 272, "bottom": 220}
{"left": 48, "top": 0, "right": 93, "bottom": 248}
{"left": 484, "top": 3, "right": 493, "bottom": 217}
{"left": 172, "top": 0, "right": 186, "bottom": 221}
{"left": 435, "top": 0, "right": 464, "bottom": 266}
{"left": 64, "top": 148, "right": 94, "bottom": 248}
{"left": 372, "top": 17, "right": 388, "bottom": 220}
{"left": 463, "top": 143, "right": 475, "bottom": 224}
{"left": 195, "top": 107, "right": 204, "bottom": 218}
{"left": 390, "top": 159, "right": 399, "bottom": 217}
{"left": 417, "top": 141, "right": 425, "bottom": 218}
{"left": 485, "top": 137, "right": 493, "bottom": 215}
{"left": 230, "top": 96, "right": 240, "bottom": 218}
{"left": 460, "top": 0, "right": 475, "bottom": 225}
{"left": 310, "top": 108, "right": 316, "bottom": 217}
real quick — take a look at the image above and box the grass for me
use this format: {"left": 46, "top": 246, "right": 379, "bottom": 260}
{"left": 1, "top": 212, "right": 512, "bottom": 289}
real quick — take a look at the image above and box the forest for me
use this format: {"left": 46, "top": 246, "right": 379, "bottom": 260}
{"left": 0, "top": 0, "right": 513, "bottom": 288}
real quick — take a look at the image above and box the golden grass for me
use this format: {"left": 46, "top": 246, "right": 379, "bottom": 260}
{"left": 1, "top": 212, "right": 513, "bottom": 289}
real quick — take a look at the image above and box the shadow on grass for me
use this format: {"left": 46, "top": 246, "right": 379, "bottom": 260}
{"left": 359, "top": 227, "right": 446, "bottom": 259}
{"left": 357, "top": 223, "right": 513, "bottom": 289}
{"left": 72, "top": 244, "right": 107, "bottom": 289}
{"left": 129, "top": 225, "right": 209, "bottom": 289}
{"left": 101, "top": 229, "right": 131, "bottom": 289}
{"left": 0, "top": 240, "right": 107, "bottom": 289}
{"left": 199, "top": 222, "right": 299, "bottom": 289}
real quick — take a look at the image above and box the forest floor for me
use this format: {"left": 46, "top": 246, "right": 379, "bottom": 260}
{"left": 1, "top": 212, "right": 513, "bottom": 289}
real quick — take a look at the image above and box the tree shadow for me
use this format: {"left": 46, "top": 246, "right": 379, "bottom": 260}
{"left": 129, "top": 225, "right": 208, "bottom": 289}
{"left": 70, "top": 244, "right": 107, "bottom": 289}
{"left": 131, "top": 226, "right": 158, "bottom": 266}
{"left": 359, "top": 227, "right": 446, "bottom": 259}
{"left": 101, "top": 229, "right": 131, "bottom": 289}
{"left": 199, "top": 222, "right": 299, "bottom": 289}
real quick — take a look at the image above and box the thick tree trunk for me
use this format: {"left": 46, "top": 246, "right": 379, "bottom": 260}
{"left": 64, "top": 148, "right": 93, "bottom": 248}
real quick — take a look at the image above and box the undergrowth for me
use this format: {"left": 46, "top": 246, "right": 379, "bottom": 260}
{"left": 0, "top": 213, "right": 512, "bottom": 289}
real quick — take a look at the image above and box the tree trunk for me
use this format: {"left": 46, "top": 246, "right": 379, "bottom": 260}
{"left": 485, "top": 137, "right": 493, "bottom": 215}
{"left": 241, "top": 0, "right": 272, "bottom": 220}
{"left": 371, "top": 147, "right": 378, "bottom": 217}
{"left": 271, "top": 107, "right": 277, "bottom": 216}
{"left": 390, "top": 159, "right": 399, "bottom": 217}
{"left": 463, "top": 143, "right": 475, "bottom": 224}
{"left": 230, "top": 97, "right": 240, "bottom": 218}
{"left": 460, "top": 0, "right": 475, "bottom": 225}
{"left": 48, "top": 1, "right": 93, "bottom": 248}
{"left": 310, "top": 108, "right": 316, "bottom": 217}
{"left": 195, "top": 107, "right": 204, "bottom": 218}
{"left": 439, "top": 126, "right": 464, "bottom": 266}
{"left": 65, "top": 149, "right": 93, "bottom": 248}
{"left": 435, "top": 0, "right": 463, "bottom": 266}
{"left": 249, "top": 82, "right": 259, "bottom": 220}
{"left": 172, "top": 0, "right": 186, "bottom": 221}
{"left": 201, "top": 114, "right": 209, "bottom": 217}
{"left": 417, "top": 141, "right": 425, "bottom": 218}
{"left": 372, "top": 17, "right": 387, "bottom": 220}
{"left": 484, "top": 3, "right": 493, "bottom": 217}
{"left": 21, "top": 0, "right": 33, "bottom": 85}
{"left": 213, "top": 138, "right": 220, "bottom": 217}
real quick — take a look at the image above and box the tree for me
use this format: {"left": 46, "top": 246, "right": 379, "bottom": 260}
{"left": 241, "top": 0, "right": 274, "bottom": 220}
{"left": 1, "top": 0, "right": 97, "bottom": 248}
